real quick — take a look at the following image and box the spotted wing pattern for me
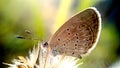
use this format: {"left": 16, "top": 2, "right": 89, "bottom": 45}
{"left": 48, "top": 7, "right": 101, "bottom": 58}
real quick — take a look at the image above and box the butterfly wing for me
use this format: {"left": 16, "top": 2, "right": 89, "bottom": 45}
{"left": 48, "top": 7, "right": 101, "bottom": 57}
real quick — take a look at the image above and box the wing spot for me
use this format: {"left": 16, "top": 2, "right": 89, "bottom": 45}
{"left": 81, "top": 24, "right": 85, "bottom": 27}
{"left": 76, "top": 37, "right": 78, "bottom": 39}
{"left": 68, "top": 33, "right": 70, "bottom": 35}
{"left": 58, "top": 38, "right": 60, "bottom": 41}
{"left": 89, "top": 37, "right": 92, "bottom": 40}
{"left": 67, "top": 28, "right": 69, "bottom": 31}
{"left": 86, "top": 27, "right": 89, "bottom": 30}
{"left": 88, "top": 32, "right": 91, "bottom": 35}
{"left": 72, "top": 52, "right": 74, "bottom": 55}
{"left": 75, "top": 47, "right": 77, "bottom": 49}
{"left": 75, "top": 44, "right": 77, "bottom": 46}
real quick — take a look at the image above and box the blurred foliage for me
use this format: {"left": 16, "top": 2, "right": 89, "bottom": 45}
{"left": 0, "top": 0, "right": 120, "bottom": 68}
{"left": 0, "top": 0, "right": 46, "bottom": 67}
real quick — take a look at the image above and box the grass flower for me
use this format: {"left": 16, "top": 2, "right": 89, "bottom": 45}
{"left": 4, "top": 43, "right": 80, "bottom": 68}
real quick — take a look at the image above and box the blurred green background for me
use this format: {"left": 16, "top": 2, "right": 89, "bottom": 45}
{"left": 0, "top": 0, "right": 120, "bottom": 68}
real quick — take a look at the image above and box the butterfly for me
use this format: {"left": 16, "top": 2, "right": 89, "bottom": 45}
{"left": 41, "top": 7, "right": 101, "bottom": 58}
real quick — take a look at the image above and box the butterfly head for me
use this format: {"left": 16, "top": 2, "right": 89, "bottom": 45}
{"left": 41, "top": 42, "right": 59, "bottom": 56}
{"left": 41, "top": 42, "right": 49, "bottom": 52}
{"left": 43, "top": 42, "right": 48, "bottom": 47}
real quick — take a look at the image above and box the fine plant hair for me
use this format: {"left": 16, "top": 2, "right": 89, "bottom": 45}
{"left": 4, "top": 43, "right": 79, "bottom": 68}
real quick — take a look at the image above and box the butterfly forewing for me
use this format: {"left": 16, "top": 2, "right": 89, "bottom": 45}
{"left": 47, "top": 7, "right": 101, "bottom": 58}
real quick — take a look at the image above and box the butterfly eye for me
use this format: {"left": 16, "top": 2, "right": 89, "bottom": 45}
{"left": 43, "top": 42, "right": 48, "bottom": 47}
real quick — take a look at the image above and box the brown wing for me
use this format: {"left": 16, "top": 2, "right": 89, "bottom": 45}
{"left": 48, "top": 7, "right": 101, "bottom": 57}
